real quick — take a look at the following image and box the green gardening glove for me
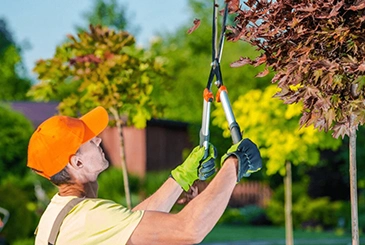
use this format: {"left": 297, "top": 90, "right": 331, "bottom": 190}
{"left": 221, "top": 138, "right": 262, "bottom": 182}
{"left": 171, "top": 144, "right": 217, "bottom": 191}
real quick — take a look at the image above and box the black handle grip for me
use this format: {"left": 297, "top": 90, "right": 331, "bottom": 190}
{"left": 230, "top": 122, "right": 242, "bottom": 144}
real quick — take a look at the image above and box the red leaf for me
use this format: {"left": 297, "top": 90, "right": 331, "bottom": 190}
{"left": 346, "top": 0, "right": 365, "bottom": 10}
{"left": 104, "top": 51, "right": 114, "bottom": 60}
{"left": 296, "top": 6, "right": 317, "bottom": 13}
{"left": 225, "top": 0, "right": 240, "bottom": 13}
{"left": 329, "top": 1, "right": 344, "bottom": 17}
{"left": 255, "top": 68, "right": 269, "bottom": 77}
{"left": 67, "top": 34, "right": 77, "bottom": 42}
{"left": 299, "top": 112, "right": 312, "bottom": 127}
{"left": 357, "top": 63, "right": 365, "bottom": 71}
{"left": 187, "top": 19, "right": 201, "bottom": 34}
{"left": 230, "top": 57, "right": 252, "bottom": 67}
{"left": 332, "top": 123, "right": 350, "bottom": 139}
{"left": 253, "top": 54, "right": 267, "bottom": 67}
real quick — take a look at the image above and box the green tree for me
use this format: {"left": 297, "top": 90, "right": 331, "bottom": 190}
{"left": 213, "top": 85, "right": 341, "bottom": 245}
{"left": 0, "top": 177, "right": 37, "bottom": 244}
{"left": 78, "top": 0, "right": 139, "bottom": 35}
{"left": 0, "top": 104, "right": 34, "bottom": 179}
{"left": 28, "top": 25, "right": 168, "bottom": 208}
{"left": 0, "top": 19, "right": 32, "bottom": 100}
{"left": 149, "top": 0, "right": 270, "bottom": 124}
{"left": 229, "top": 1, "right": 365, "bottom": 243}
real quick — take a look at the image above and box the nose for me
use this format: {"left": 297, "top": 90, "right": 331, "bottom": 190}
{"left": 93, "top": 137, "right": 102, "bottom": 146}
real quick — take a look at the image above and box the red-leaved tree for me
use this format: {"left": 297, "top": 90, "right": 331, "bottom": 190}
{"left": 226, "top": 0, "right": 365, "bottom": 244}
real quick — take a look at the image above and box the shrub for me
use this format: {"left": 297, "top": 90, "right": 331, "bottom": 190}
{"left": 12, "top": 238, "right": 35, "bottom": 245}
{"left": 338, "top": 193, "right": 365, "bottom": 232}
{"left": 217, "top": 205, "right": 270, "bottom": 226}
{"left": 0, "top": 175, "right": 38, "bottom": 243}
{"left": 293, "top": 196, "right": 342, "bottom": 229}
{"left": 142, "top": 170, "right": 170, "bottom": 197}
{"left": 0, "top": 104, "right": 34, "bottom": 179}
{"left": 267, "top": 183, "right": 346, "bottom": 229}
{"left": 98, "top": 166, "right": 142, "bottom": 205}
{"left": 241, "top": 205, "right": 271, "bottom": 226}
{"left": 218, "top": 208, "right": 245, "bottom": 225}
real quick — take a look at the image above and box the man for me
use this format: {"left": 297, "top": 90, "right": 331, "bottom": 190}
{"left": 27, "top": 106, "right": 262, "bottom": 245}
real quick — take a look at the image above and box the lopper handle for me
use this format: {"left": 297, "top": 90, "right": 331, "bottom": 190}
{"left": 229, "top": 121, "right": 242, "bottom": 144}
{"left": 218, "top": 86, "right": 242, "bottom": 144}
{"left": 200, "top": 96, "right": 212, "bottom": 160}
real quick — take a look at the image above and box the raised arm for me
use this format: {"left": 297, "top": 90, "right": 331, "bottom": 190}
{"left": 132, "top": 144, "right": 217, "bottom": 212}
{"left": 127, "top": 138, "right": 262, "bottom": 245}
{"left": 132, "top": 177, "right": 182, "bottom": 212}
{"left": 128, "top": 157, "right": 238, "bottom": 245}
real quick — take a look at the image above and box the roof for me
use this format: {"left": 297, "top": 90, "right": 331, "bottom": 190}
{"left": 9, "top": 101, "right": 189, "bottom": 129}
{"left": 10, "top": 101, "right": 59, "bottom": 128}
{"left": 147, "top": 118, "right": 189, "bottom": 129}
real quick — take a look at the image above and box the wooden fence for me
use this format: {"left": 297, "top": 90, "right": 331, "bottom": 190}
{"left": 194, "top": 181, "right": 272, "bottom": 208}
{"left": 229, "top": 181, "right": 272, "bottom": 208}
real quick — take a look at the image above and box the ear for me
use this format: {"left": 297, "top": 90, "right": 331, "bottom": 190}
{"left": 69, "top": 154, "right": 84, "bottom": 169}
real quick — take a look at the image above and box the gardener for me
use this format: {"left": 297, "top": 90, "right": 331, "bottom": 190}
{"left": 27, "top": 106, "right": 262, "bottom": 245}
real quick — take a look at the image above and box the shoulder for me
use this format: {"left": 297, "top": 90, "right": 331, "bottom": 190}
{"left": 71, "top": 198, "right": 144, "bottom": 222}
{"left": 58, "top": 198, "right": 144, "bottom": 244}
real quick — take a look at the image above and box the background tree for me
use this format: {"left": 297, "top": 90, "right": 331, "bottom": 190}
{"left": 150, "top": 0, "right": 270, "bottom": 124}
{"left": 77, "top": 0, "right": 139, "bottom": 35}
{"left": 0, "top": 104, "right": 34, "bottom": 179}
{"left": 0, "top": 175, "right": 38, "bottom": 244}
{"left": 28, "top": 25, "right": 168, "bottom": 208}
{"left": 0, "top": 19, "right": 32, "bottom": 100}
{"left": 213, "top": 85, "right": 341, "bottom": 245}
{"left": 228, "top": 1, "right": 365, "bottom": 243}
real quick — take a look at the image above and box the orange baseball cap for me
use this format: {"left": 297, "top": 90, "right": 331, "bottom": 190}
{"left": 27, "top": 106, "right": 109, "bottom": 179}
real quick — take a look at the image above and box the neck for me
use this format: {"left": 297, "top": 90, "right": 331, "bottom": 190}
{"left": 58, "top": 181, "right": 99, "bottom": 198}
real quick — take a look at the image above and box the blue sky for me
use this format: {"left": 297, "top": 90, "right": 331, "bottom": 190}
{"left": 0, "top": 0, "right": 190, "bottom": 79}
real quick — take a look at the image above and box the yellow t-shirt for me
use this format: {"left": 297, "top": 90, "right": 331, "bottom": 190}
{"left": 35, "top": 194, "right": 144, "bottom": 245}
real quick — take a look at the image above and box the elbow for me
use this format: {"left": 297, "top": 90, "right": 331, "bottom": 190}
{"left": 181, "top": 216, "right": 208, "bottom": 244}
{"left": 184, "top": 228, "right": 205, "bottom": 244}
{"left": 188, "top": 229, "right": 205, "bottom": 244}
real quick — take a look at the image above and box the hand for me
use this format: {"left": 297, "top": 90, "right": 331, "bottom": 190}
{"left": 171, "top": 144, "right": 217, "bottom": 191}
{"left": 177, "top": 185, "right": 199, "bottom": 205}
{"left": 221, "top": 138, "right": 262, "bottom": 182}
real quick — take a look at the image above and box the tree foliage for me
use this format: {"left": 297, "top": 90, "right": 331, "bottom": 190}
{"left": 0, "top": 104, "right": 34, "bottom": 179}
{"left": 0, "top": 178, "right": 38, "bottom": 243}
{"left": 78, "top": 0, "right": 138, "bottom": 35}
{"left": 0, "top": 19, "right": 32, "bottom": 100}
{"left": 227, "top": 0, "right": 365, "bottom": 138}
{"left": 28, "top": 25, "right": 167, "bottom": 128}
{"left": 213, "top": 85, "right": 341, "bottom": 175}
{"left": 149, "top": 0, "right": 271, "bottom": 124}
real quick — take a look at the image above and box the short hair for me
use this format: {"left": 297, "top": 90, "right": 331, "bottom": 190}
{"left": 50, "top": 166, "right": 72, "bottom": 186}
{"left": 49, "top": 149, "right": 80, "bottom": 186}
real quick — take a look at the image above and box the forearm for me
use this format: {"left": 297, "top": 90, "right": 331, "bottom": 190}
{"left": 179, "top": 157, "right": 237, "bottom": 241}
{"left": 128, "top": 157, "right": 238, "bottom": 245}
{"left": 132, "top": 177, "right": 183, "bottom": 212}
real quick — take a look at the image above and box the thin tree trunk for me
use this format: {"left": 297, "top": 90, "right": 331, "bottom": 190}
{"left": 109, "top": 107, "right": 132, "bottom": 209}
{"left": 349, "top": 116, "right": 359, "bottom": 245}
{"left": 285, "top": 161, "right": 294, "bottom": 245}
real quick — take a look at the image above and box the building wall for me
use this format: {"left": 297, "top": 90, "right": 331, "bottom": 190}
{"left": 146, "top": 121, "right": 192, "bottom": 172}
{"left": 99, "top": 126, "right": 147, "bottom": 178}
{"left": 100, "top": 121, "right": 192, "bottom": 177}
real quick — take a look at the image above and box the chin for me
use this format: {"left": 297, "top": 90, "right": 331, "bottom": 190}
{"left": 102, "top": 160, "right": 109, "bottom": 170}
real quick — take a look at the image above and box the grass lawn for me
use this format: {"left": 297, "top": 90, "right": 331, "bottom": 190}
{"left": 201, "top": 225, "right": 353, "bottom": 244}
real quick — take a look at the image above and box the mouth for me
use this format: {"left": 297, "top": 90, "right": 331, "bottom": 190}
{"left": 99, "top": 148, "right": 106, "bottom": 159}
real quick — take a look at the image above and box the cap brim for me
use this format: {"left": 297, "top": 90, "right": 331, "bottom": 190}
{"left": 80, "top": 106, "right": 109, "bottom": 142}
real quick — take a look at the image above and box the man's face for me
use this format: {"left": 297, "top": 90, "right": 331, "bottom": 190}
{"left": 76, "top": 137, "right": 109, "bottom": 176}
